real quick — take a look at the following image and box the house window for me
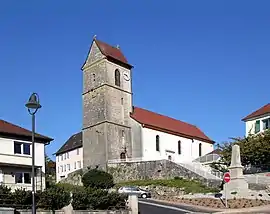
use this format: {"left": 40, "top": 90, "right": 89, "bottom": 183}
{"left": 77, "top": 161, "right": 81, "bottom": 169}
{"left": 67, "top": 152, "right": 69, "bottom": 159}
{"left": 64, "top": 165, "right": 66, "bottom": 172}
{"left": 23, "top": 144, "right": 30, "bottom": 155}
{"left": 14, "top": 142, "right": 30, "bottom": 155}
{"left": 156, "top": 135, "right": 160, "bottom": 151}
{"left": 115, "top": 69, "right": 120, "bottom": 87}
{"left": 199, "top": 143, "right": 202, "bottom": 157}
{"left": 58, "top": 167, "right": 60, "bottom": 173}
{"left": 61, "top": 155, "right": 63, "bottom": 161}
{"left": 15, "top": 172, "right": 31, "bottom": 184}
{"left": 64, "top": 153, "right": 66, "bottom": 160}
{"left": 24, "top": 173, "right": 31, "bottom": 184}
{"left": 120, "top": 152, "right": 126, "bottom": 160}
{"left": 178, "top": 141, "right": 181, "bottom": 155}
{"left": 263, "top": 118, "right": 270, "bottom": 130}
{"left": 14, "top": 142, "right": 21, "bottom": 154}
{"left": 74, "top": 162, "right": 77, "bottom": 170}
{"left": 60, "top": 165, "right": 63, "bottom": 172}
{"left": 67, "top": 164, "right": 70, "bottom": 171}
{"left": 255, "top": 120, "right": 260, "bottom": 133}
{"left": 77, "top": 149, "right": 80, "bottom": 155}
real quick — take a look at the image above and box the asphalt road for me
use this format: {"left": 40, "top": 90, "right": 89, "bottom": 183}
{"left": 138, "top": 199, "right": 213, "bottom": 214}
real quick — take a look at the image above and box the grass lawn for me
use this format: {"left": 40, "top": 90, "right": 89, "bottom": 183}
{"left": 115, "top": 177, "right": 219, "bottom": 194}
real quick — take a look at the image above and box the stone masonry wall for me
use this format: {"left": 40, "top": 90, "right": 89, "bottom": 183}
{"left": 108, "top": 160, "right": 221, "bottom": 188}
{"left": 62, "top": 160, "right": 221, "bottom": 188}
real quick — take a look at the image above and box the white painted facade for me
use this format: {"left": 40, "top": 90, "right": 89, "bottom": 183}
{"left": 141, "top": 127, "right": 214, "bottom": 163}
{"left": 56, "top": 147, "right": 83, "bottom": 182}
{"left": 0, "top": 137, "right": 46, "bottom": 191}
{"left": 245, "top": 113, "right": 270, "bottom": 136}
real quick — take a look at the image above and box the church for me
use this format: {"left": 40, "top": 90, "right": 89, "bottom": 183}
{"left": 55, "top": 37, "right": 215, "bottom": 182}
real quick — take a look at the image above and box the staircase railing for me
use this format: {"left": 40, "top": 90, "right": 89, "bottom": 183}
{"left": 175, "top": 161, "right": 222, "bottom": 180}
{"left": 193, "top": 154, "right": 221, "bottom": 164}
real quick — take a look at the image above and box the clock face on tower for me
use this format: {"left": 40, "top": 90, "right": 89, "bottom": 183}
{"left": 123, "top": 72, "right": 130, "bottom": 81}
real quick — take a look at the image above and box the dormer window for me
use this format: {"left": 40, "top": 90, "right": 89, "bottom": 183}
{"left": 115, "top": 69, "right": 120, "bottom": 87}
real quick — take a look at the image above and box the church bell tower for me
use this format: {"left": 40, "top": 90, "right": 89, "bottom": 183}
{"left": 81, "top": 36, "right": 133, "bottom": 170}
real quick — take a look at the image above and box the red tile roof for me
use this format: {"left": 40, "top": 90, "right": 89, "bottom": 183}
{"left": 0, "top": 119, "right": 53, "bottom": 143}
{"left": 94, "top": 39, "right": 133, "bottom": 69}
{"left": 242, "top": 103, "right": 270, "bottom": 121}
{"left": 130, "top": 107, "right": 214, "bottom": 144}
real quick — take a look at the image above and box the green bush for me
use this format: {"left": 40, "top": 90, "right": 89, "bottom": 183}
{"left": 0, "top": 185, "right": 12, "bottom": 206}
{"left": 72, "top": 188, "right": 127, "bottom": 210}
{"left": 12, "top": 188, "right": 32, "bottom": 209}
{"left": 37, "top": 185, "right": 70, "bottom": 210}
{"left": 82, "top": 169, "right": 114, "bottom": 189}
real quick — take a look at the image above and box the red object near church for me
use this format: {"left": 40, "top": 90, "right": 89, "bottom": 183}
{"left": 223, "top": 172, "right": 231, "bottom": 183}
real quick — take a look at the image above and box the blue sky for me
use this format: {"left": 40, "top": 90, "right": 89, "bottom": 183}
{"left": 0, "top": 1, "right": 269, "bottom": 159}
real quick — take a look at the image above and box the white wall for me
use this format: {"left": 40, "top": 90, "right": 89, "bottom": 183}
{"left": 0, "top": 137, "right": 45, "bottom": 172}
{"left": 245, "top": 114, "right": 270, "bottom": 136}
{"left": 56, "top": 147, "right": 83, "bottom": 182}
{"left": 141, "top": 127, "right": 214, "bottom": 163}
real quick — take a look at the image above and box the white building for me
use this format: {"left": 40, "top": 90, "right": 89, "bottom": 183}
{"left": 0, "top": 119, "right": 53, "bottom": 191}
{"left": 55, "top": 38, "right": 215, "bottom": 182}
{"left": 242, "top": 103, "right": 270, "bottom": 136}
{"left": 55, "top": 132, "right": 83, "bottom": 182}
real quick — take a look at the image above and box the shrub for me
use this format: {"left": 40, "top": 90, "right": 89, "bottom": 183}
{"left": 72, "top": 188, "right": 127, "bottom": 210}
{"left": 12, "top": 188, "right": 32, "bottom": 209}
{"left": 37, "top": 185, "right": 70, "bottom": 210}
{"left": 0, "top": 185, "right": 12, "bottom": 206}
{"left": 82, "top": 169, "right": 114, "bottom": 189}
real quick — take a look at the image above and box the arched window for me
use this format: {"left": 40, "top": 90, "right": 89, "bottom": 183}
{"left": 178, "top": 140, "right": 181, "bottom": 154}
{"left": 120, "top": 152, "right": 126, "bottom": 161}
{"left": 115, "top": 69, "right": 120, "bottom": 87}
{"left": 199, "top": 143, "right": 202, "bottom": 157}
{"left": 156, "top": 135, "right": 160, "bottom": 151}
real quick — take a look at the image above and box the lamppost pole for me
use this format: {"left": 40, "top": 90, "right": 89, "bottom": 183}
{"left": 31, "top": 113, "right": 35, "bottom": 214}
{"left": 25, "top": 93, "right": 41, "bottom": 214}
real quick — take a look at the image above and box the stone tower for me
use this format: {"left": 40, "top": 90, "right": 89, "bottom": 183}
{"left": 82, "top": 38, "right": 133, "bottom": 170}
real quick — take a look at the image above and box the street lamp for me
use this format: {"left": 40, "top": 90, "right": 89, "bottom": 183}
{"left": 25, "top": 93, "right": 41, "bottom": 214}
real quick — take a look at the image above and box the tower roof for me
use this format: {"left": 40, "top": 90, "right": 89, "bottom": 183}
{"left": 94, "top": 39, "right": 133, "bottom": 69}
{"left": 242, "top": 103, "right": 270, "bottom": 121}
{"left": 130, "top": 107, "right": 214, "bottom": 144}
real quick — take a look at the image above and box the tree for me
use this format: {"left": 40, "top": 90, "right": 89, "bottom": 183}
{"left": 219, "top": 129, "right": 270, "bottom": 169}
{"left": 81, "top": 169, "right": 114, "bottom": 189}
{"left": 45, "top": 154, "right": 56, "bottom": 188}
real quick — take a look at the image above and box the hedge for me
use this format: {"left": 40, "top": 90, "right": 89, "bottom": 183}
{"left": 0, "top": 184, "right": 127, "bottom": 210}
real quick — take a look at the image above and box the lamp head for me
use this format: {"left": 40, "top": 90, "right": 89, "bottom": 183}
{"left": 25, "top": 93, "right": 41, "bottom": 114}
